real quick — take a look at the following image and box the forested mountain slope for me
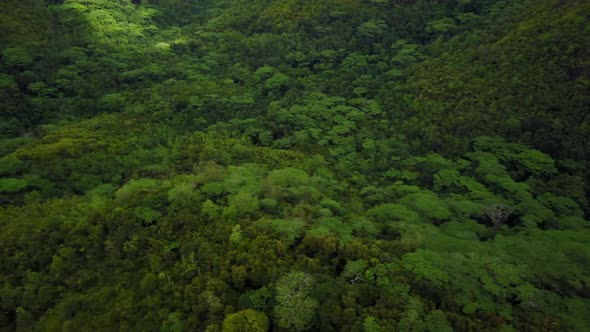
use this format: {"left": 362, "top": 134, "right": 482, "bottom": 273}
{"left": 1, "top": 0, "right": 589, "bottom": 331}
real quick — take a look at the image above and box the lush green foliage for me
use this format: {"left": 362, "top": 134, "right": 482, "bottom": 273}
{"left": 1, "top": 0, "right": 589, "bottom": 331}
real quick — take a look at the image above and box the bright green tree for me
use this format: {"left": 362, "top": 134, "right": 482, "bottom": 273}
{"left": 222, "top": 309, "right": 269, "bottom": 332}
{"left": 274, "top": 272, "right": 318, "bottom": 331}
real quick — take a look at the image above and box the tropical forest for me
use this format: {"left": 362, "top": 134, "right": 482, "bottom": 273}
{"left": 0, "top": 0, "right": 589, "bottom": 331}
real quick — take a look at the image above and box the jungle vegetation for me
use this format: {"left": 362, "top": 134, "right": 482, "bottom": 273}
{"left": 0, "top": 0, "right": 589, "bottom": 331}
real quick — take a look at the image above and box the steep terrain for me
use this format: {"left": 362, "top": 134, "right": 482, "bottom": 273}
{"left": 1, "top": 0, "right": 589, "bottom": 331}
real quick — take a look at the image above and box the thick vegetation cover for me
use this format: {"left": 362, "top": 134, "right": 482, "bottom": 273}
{"left": 1, "top": 0, "right": 589, "bottom": 331}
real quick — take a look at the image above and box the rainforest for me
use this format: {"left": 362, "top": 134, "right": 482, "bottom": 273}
{"left": 1, "top": 0, "right": 589, "bottom": 331}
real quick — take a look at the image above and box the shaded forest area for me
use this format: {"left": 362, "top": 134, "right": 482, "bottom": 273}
{"left": 1, "top": 0, "right": 589, "bottom": 331}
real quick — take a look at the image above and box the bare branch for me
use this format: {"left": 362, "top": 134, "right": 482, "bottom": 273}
{"left": 484, "top": 204, "right": 514, "bottom": 229}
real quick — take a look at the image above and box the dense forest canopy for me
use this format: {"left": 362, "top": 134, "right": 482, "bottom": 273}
{"left": 1, "top": 0, "right": 589, "bottom": 331}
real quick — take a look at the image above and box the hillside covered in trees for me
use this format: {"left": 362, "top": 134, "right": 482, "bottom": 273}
{"left": 1, "top": 0, "right": 589, "bottom": 331}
